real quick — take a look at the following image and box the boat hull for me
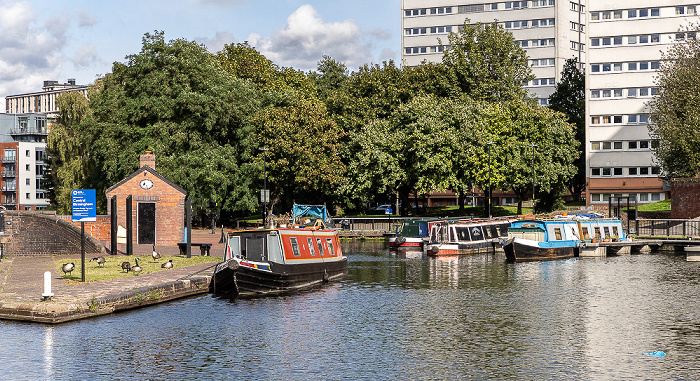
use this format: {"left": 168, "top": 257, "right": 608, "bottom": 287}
{"left": 426, "top": 240, "right": 498, "bottom": 256}
{"left": 504, "top": 238, "right": 577, "bottom": 262}
{"left": 389, "top": 236, "right": 424, "bottom": 250}
{"left": 210, "top": 258, "right": 348, "bottom": 297}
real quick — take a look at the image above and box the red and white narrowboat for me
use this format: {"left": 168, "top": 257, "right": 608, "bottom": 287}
{"left": 210, "top": 205, "right": 347, "bottom": 297}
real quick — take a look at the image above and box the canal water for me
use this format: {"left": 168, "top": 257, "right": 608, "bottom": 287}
{"left": 1, "top": 241, "right": 699, "bottom": 380}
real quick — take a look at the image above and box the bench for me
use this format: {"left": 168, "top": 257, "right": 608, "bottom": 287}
{"left": 177, "top": 242, "right": 212, "bottom": 256}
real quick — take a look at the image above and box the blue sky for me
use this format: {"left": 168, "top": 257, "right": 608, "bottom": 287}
{"left": 0, "top": 0, "right": 401, "bottom": 110}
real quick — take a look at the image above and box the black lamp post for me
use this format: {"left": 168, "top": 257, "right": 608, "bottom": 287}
{"left": 487, "top": 141, "right": 495, "bottom": 218}
{"left": 529, "top": 143, "right": 538, "bottom": 215}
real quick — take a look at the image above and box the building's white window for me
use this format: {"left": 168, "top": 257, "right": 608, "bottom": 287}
{"left": 539, "top": 98, "right": 549, "bottom": 106}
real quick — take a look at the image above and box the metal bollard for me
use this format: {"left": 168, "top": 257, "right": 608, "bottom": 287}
{"left": 42, "top": 271, "right": 54, "bottom": 301}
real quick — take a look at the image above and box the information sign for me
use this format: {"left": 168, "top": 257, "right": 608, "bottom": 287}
{"left": 72, "top": 189, "right": 96, "bottom": 222}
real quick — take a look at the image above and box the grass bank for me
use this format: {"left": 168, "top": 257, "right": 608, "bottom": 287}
{"left": 54, "top": 254, "right": 220, "bottom": 282}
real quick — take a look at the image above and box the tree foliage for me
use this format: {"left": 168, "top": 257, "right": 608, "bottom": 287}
{"left": 549, "top": 58, "right": 585, "bottom": 200}
{"left": 80, "top": 31, "right": 263, "bottom": 213}
{"left": 648, "top": 26, "right": 700, "bottom": 177}
{"left": 442, "top": 21, "right": 534, "bottom": 102}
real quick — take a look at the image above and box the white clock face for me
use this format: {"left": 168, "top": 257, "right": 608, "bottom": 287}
{"left": 140, "top": 179, "right": 153, "bottom": 189}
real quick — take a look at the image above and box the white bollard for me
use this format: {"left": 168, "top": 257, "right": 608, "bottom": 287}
{"left": 42, "top": 271, "right": 54, "bottom": 301}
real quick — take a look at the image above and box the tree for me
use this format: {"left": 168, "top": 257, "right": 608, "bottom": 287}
{"left": 309, "top": 55, "right": 349, "bottom": 101}
{"left": 549, "top": 58, "right": 585, "bottom": 201}
{"left": 441, "top": 21, "right": 534, "bottom": 102}
{"left": 648, "top": 26, "right": 700, "bottom": 177}
{"left": 253, "top": 97, "right": 346, "bottom": 212}
{"left": 46, "top": 91, "right": 93, "bottom": 214}
{"left": 81, "top": 32, "right": 262, "bottom": 213}
{"left": 497, "top": 101, "right": 579, "bottom": 214}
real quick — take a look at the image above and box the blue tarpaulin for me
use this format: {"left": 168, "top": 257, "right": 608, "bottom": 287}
{"left": 293, "top": 204, "right": 332, "bottom": 224}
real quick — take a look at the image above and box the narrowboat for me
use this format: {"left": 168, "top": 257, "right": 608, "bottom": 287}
{"left": 389, "top": 218, "right": 435, "bottom": 250}
{"left": 210, "top": 204, "right": 348, "bottom": 297}
{"left": 425, "top": 219, "right": 514, "bottom": 256}
{"left": 502, "top": 218, "right": 628, "bottom": 262}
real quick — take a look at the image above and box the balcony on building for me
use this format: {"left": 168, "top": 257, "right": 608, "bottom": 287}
{"left": 2, "top": 156, "right": 16, "bottom": 163}
{"left": 2, "top": 170, "right": 15, "bottom": 177}
{"left": 1, "top": 185, "right": 16, "bottom": 192}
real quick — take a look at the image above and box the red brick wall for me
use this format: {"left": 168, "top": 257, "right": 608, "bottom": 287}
{"left": 106, "top": 170, "right": 185, "bottom": 246}
{"left": 671, "top": 178, "right": 700, "bottom": 219}
{"left": 57, "top": 215, "right": 112, "bottom": 241}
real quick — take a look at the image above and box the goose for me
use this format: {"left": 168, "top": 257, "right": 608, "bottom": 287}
{"left": 89, "top": 256, "right": 106, "bottom": 267}
{"left": 161, "top": 259, "right": 173, "bottom": 269}
{"left": 131, "top": 258, "right": 142, "bottom": 275}
{"left": 151, "top": 244, "right": 161, "bottom": 262}
{"left": 62, "top": 262, "right": 75, "bottom": 276}
{"left": 121, "top": 261, "right": 131, "bottom": 273}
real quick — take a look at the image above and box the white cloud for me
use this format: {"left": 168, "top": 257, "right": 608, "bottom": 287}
{"left": 196, "top": 31, "right": 237, "bottom": 54}
{"left": 75, "top": 9, "right": 97, "bottom": 28}
{"left": 0, "top": 1, "right": 67, "bottom": 105}
{"left": 248, "top": 4, "right": 389, "bottom": 71}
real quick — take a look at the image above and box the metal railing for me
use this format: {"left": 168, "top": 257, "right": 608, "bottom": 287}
{"left": 1, "top": 157, "right": 15, "bottom": 163}
{"left": 1, "top": 171, "right": 15, "bottom": 177}
{"left": 634, "top": 219, "right": 700, "bottom": 238}
{"left": 332, "top": 217, "right": 410, "bottom": 234}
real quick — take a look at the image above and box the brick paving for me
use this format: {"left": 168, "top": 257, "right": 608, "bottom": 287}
{"left": 0, "top": 229, "right": 226, "bottom": 322}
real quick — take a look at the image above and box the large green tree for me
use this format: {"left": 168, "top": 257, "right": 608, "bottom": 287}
{"left": 80, "top": 32, "right": 262, "bottom": 213}
{"left": 648, "top": 26, "right": 700, "bottom": 177}
{"left": 549, "top": 58, "right": 585, "bottom": 201}
{"left": 441, "top": 21, "right": 534, "bottom": 102}
{"left": 46, "top": 91, "right": 93, "bottom": 214}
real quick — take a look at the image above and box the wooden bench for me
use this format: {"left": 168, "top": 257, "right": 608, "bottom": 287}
{"left": 177, "top": 242, "right": 212, "bottom": 256}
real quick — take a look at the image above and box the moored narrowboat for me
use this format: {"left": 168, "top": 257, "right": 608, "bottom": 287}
{"left": 389, "top": 218, "right": 436, "bottom": 250}
{"left": 425, "top": 219, "right": 514, "bottom": 256}
{"left": 210, "top": 204, "right": 347, "bottom": 297}
{"left": 503, "top": 218, "right": 628, "bottom": 262}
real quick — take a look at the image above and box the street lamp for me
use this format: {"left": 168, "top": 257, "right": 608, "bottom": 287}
{"left": 260, "top": 147, "right": 269, "bottom": 225}
{"left": 529, "top": 143, "right": 538, "bottom": 215}
{"left": 487, "top": 141, "right": 495, "bottom": 219}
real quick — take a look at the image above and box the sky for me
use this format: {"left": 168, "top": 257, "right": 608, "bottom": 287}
{"left": 0, "top": 0, "right": 401, "bottom": 111}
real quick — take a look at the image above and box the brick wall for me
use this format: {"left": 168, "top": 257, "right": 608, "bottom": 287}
{"left": 2, "top": 211, "right": 106, "bottom": 257}
{"left": 670, "top": 178, "right": 700, "bottom": 219}
{"left": 106, "top": 168, "right": 185, "bottom": 246}
{"left": 57, "top": 215, "right": 112, "bottom": 241}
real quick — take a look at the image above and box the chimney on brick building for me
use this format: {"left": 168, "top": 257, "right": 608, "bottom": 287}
{"left": 140, "top": 151, "right": 155, "bottom": 170}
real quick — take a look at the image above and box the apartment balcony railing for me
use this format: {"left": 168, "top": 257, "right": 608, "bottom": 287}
{"left": 2, "top": 198, "right": 16, "bottom": 205}
{"left": 1, "top": 156, "right": 15, "bottom": 163}
{"left": 10, "top": 128, "right": 48, "bottom": 136}
{"left": 2, "top": 170, "right": 16, "bottom": 177}
{"left": 1, "top": 186, "right": 16, "bottom": 192}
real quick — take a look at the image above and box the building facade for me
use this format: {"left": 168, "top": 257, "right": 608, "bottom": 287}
{"left": 585, "top": 2, "right": 699, "bottom": 206}
{"left": 401, "top": 0, "right": 586, "bottom": 106}
{"left": 0, "top": 114, "right": 50, "bottom": 210}
{"left": 5, "top": 79, "right": 88, "bottom": 116}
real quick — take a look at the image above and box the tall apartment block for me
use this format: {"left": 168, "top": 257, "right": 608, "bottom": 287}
{"left": 401, "top": 0, "right": 586, "bottom": 106}
{"left": 586, "top": 2, "right": 698, "bottom": 206}
{"left": 0, "top": 114, "right": 50, "bottom": 210}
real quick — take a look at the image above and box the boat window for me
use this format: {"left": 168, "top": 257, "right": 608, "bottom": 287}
{"left": 246, "top": 238, "right": 266, "bottom": 261}
{"left": 612, "top": 226, "right": 619, "bottom": 237}
{"left": 594, "top": 227, "right": 601, "bottom": 239}
{"left": 603, "top": 227, "right": 610, "bottom": 237}
{"left": 316, "top": 238, "right": 325, "bottom": 256}
{"left": 290, "top": 237, "right": 301, "bottom": 257}
{"left": 455, "top": 227, "right": 470, "bottom": 241}
{"left": 554, "top": 228, "right": 563, "bottom": 240}
{"left": 449, "top": 227, "right": 455, "bottom": 242}
{"left": 495, "top": 226, "right": 501, "bottom": 236}
{"left": 582, "top": 227, "right": 590, "bottom": 239}
{"left": 267, "top": 235, "right": 283, "bottom": 263}
{"left": 307, "top": 237, "right": 316, "bottom": 256}
{"left": 470, "top": 227, "right": 483, "bottom": 241}
{"left": 227, "top": 236, "right": 241, "bottom": 258}
{"left": 326, "top": 238, "right": 335, "bottom": 256}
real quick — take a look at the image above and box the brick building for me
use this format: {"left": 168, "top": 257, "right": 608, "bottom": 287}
{"left": 105, "top": 152, "right": 186, "bottom": 246}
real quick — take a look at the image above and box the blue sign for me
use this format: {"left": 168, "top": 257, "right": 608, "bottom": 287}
{"left": 385, "top": 208, "right": 392, "bottom": 215}
{"left": 72, "top": 189, "right": 96, "bottom": 222}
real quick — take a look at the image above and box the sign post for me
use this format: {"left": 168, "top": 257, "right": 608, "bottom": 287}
{"left": 72, "top": 189, "right": 96, "bottom": 282}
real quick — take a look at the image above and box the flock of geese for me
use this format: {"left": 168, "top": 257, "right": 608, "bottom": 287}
{"left": 62, "top": 244, "right": 175, "bottom": 277}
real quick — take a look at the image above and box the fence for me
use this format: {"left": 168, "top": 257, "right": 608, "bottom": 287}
{"left": 333, "top": 217, "right": 411, "bottom": 235}
{"left": 634, "top": 219, "right": 700, "bottom": 238}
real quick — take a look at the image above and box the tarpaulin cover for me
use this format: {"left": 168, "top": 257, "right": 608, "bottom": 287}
{"left": 293, "top": 204, "right": 331, "bottom": 224}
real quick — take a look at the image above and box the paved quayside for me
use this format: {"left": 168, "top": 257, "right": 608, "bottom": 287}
{"left": 0, "top": 230, "right": 224, "bottom": 324}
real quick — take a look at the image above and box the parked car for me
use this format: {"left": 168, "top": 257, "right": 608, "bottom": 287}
{"left": 373, "top": 204, "right": 392, "bottom": 211}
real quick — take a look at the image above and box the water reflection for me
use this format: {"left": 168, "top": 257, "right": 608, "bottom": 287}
{"left": 0, "top": 242, "right": 699, "bottom": 379}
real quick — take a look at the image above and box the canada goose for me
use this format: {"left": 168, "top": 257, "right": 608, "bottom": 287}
{"left": 121, "top": 261, "right": 131, "bottom": 273}
{"left": 151, "top": 244, "right": 161, "bottom": 262}
{"left": 89, "top": 256, "right": 106, "bottom": 267}
{"left": 62, "top": 263, "right": 75, "bottom": 276}
{"left": 161, "top": 259, "right": 173, "bottom": 269}
{"left": 132, "top": 258, "right": 142, "bottom": 274}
